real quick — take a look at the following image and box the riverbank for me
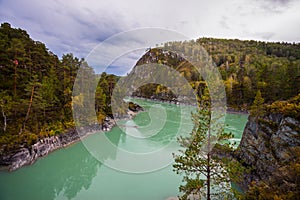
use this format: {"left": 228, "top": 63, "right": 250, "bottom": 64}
{"left": 0, "top": 105, "right": 143, "bottom": 172}
{"left": 0, "top": 125, "right": 99, "bottom": 171}
{"left": 226, "top": 107, "right": 249, "bottom": 115}
{"left": 0, "top": 99, "right": 250, "bottom": 200}
{"left": 131, "top": 96, "right": 249, "bottom": 115}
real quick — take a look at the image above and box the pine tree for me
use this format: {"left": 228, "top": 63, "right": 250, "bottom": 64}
{"left": 173, "top": 91, "right": 239, "bottom": 200}
{"left": 250, "top": 90, "right": 265, "bottom": 118}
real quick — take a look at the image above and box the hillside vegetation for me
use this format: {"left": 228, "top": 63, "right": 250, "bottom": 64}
{"left": 0, "top": 23, "right": 117, "bottom": 154}
{"left": 134, "top": 38, "right": 300, "bottom": 109}
{"left": 1, "top": 22, "right": 299, "bottom": 156}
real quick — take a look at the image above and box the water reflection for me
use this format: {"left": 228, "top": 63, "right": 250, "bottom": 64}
{"left": 0, "top": 100, "right": 248, "bottom": 200}
{"left": 53, "top": 149, "right": 100, "bottom": 199}
{"left": 0, "top": 141, "right": 105, "bottom": 200}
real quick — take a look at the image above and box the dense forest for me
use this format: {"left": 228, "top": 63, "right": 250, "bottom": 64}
{"left": 1, "top": 22, "right": 299, "bottom": 158}
{"left": 134, "top": 38, "right": 300, "bottom": 109}
{"left": 0, "top": 22, "right": 299, "bottom": 199}
{"left": 0, "top": 23, "right": 117, "bottom": 154}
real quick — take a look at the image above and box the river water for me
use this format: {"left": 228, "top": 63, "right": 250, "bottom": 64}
{"left": 0, "top": 99, "right": 248, "bottom": 200}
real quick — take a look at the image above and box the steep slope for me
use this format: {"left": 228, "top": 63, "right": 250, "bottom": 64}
{"left": 235, "top": 95, "right": 300, "bottom": 198}
{"left": 132, "top": 39, "right": 300, "bottom": 109}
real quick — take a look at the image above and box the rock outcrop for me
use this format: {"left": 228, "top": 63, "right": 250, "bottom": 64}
{"left": 0, "top": 103, "right": 143, "bottom": 171}
{"left": 0, "top": 125, "right": 101, "bottom": 171}
{"left": 235, "top": 113, "right": 300, "bottom": 189}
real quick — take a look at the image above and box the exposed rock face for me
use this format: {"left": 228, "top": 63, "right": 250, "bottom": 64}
{"left": 0, "top": 126, "right": 101, "bottom": 171}
{"left": 235, "top": 113, "right": 300, "bottom": 189}
{"left": 0, "top": 104, "right": 143, "bottom": 171}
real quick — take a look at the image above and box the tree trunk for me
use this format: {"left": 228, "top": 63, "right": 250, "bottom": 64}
{"left": 13, "top": 64, "right": 17, "bottom": 118}
{"left": 207, "top": 123, "right": 211, "bottom": 200}
{"left": 1, "top": 106, "right": 7, "bottom": 132}
{"left": 21, "top": 84, "right": 35, "bottom": 133}
{"left": 207, "top": 152, "right": 211, "bottom": 200}
{"left": 14, "top": 64, "right": 17, "bottom": 97}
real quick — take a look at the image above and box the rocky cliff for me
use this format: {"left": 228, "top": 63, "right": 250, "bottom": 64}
{"left": 0, "top": 125, "right": 102, "bottom": 171}
{"left": 0, "top": 102, "right": 143, "bottom": 171}
{"left": 235, "top": 113, "right": 300, "bottom": 190}
{"left": 0, "top": 119, "right": 122, "bottom": 171}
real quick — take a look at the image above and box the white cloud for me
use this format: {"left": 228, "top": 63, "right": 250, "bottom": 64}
{"left": 1, "top": 0, "right": 299, "bottom": 74}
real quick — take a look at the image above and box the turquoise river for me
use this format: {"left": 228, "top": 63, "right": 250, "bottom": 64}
{"left": 0, "top": 99, "right": 248, "bottom": 200}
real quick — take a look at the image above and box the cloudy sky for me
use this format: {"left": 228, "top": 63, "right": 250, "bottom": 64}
{"left": 1, "top": 0, "right": 300, "bottom": 75}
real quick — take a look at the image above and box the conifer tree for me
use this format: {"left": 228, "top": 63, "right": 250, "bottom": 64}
{"left": 173, "top": 90, "right": 240, "bottom": 200}
{"left": 250, "top": 90, "right": 265, "bottom": 118}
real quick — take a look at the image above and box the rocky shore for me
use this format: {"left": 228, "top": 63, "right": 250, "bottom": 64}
{"left": 132, "top": 96, "right": 190, "bottom": 106}
{"left": 0, "top": 105, "right": 143, "bottom": 172}
{"left": 132, "top": 96, "right": 249, "bottom": 115}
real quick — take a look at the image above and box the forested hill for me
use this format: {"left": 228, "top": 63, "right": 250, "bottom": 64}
{"left": 134, "top": 38, "right": 300, "bottom": 109}
{"left": 0, "top": 23, "right": 117, "bottom": 153}
{"left": 1, "top": 22, "right": 300, "bottom": 154}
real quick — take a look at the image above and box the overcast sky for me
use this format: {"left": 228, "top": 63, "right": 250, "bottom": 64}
{"left": 1, "top": 0, "right": 300, "bottom": 75}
